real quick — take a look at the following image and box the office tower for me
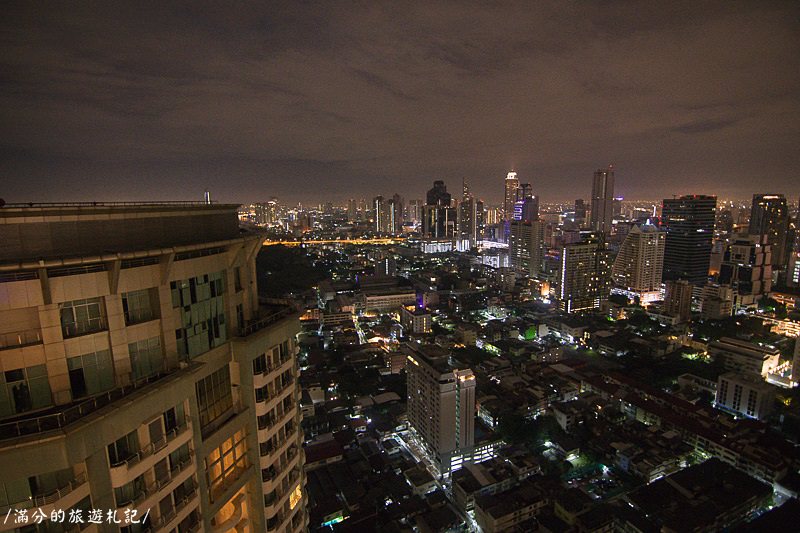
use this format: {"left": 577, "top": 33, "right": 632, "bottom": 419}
{"left": 749, "top": 194, "right": 790, "bottom": 269}
{"left": 613, "top": 197, "right": 623, "bottom": 218}
{"left": 557, "top": 231, "right": 611, "bottom": 313}
{"left": 664, "top": 279, "right": 693, "bottom": 322}
{"left": 503, "top": 171, "right": 519, "bottom": 222}
{"left": 574, "top": 199, "right": 587, "bottom": 222}
{"left": 387, "top": 194, "right": 403, "bottom": 234}
{"left": 611, "top": 223, "right": 665, "bottom": 303}
{"left": 405, "top": 343, "right": 475, "bottom": 477}
{"left": 459, "top": 180, "right": 483, "bottom": 249}
{"left": 347, "top": 198, "right": 357, "bottom": 223}
{"left": 509, "top": 220, "right": 545, "bottom": 278}
{"left": 590, "top": 165, "right": 615, "bottom": 234}
{"left": 0, "top": 203, "right": 306, "bottom": 532}
{"left": 407, "top": 199, "right": 423, "bottom": 225}
{"left": 661, "top": 195, "right": 717, "bottom": 285}
{"left": 423, "top": 180, "right": 455, "bottom": 239}
{"left": 718, "top": 235, "right": 772, "bottom": 307}
{"left": 373, "top": 195, "right": 388, "bottom": 233}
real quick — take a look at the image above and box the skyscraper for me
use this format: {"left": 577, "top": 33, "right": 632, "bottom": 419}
{"left": 423, "top": 180, "right": 455, "bottom": 238}
{"left": 503, "top": 171, "right": 519, "bottom": 222}
{"left": 557, "top": 231, "right": 612, "bottom": 313}
{"left": 459, "top": 179, "right": 484, "bottom": 249}
{"left": 0, "top": 203, "right": 306, "bottom": 532}
{"left": 373, "top": 195, "right": 387, "bottom": 232}
{"left": 510, "top": 220, "right": 545, "bottom": 278}
{"left": 405, "top": 343, "right": 475, "bottom": 477}
{"left": 611, "top": 223, "right": 665, "bottom": 303}
{"left": 590, "top": 165, "right": 615, "bottom": 234}
{"left": 749, "top": 194, "right": 790, "bottom": 270}
{"left": 661, "top": 195, "right": 717, "bottom": 285}
{"left": 718, "top": 234, "right": 772, "bottom": 307}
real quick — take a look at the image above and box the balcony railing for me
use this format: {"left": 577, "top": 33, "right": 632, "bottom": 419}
{"left": 110, "top": 423, "right": 190, "bottom": 469}
{"left": 0, "top": 472, "right": 87, "bottom": 515}
{"left": 0, "top": 328, "right": 43, "bottom": 350}
{"left": 238, "top": 307, "right": 294, "bottom": 337}
{"left": 0, "top": 371, "right": 173, "bottom": 440}
{"left": 61, "top": 317, "right": 107, "bottom": 339}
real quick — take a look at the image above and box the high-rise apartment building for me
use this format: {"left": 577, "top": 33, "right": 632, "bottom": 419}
{"left": 556, "top": 231, "right": 611, "bottom": 313}
{"left": 0, "top": 203, "right": 306, "bottom": 533}
{"left": 590, "top": 166, "right": 615, "bottom": 234}
{"left": 458, "top": 182, "right": 484, "bottom": 250}
{"left": 749, "top": 194, "right": 790, "bottom": 270}
{"left": 661, "top": 195, "right": 716, "bottom": 285}
{"left": 405, "top": 343, "right": 475, "bottom": 477}
{"left": 509, "top": 220, "right": 545, "bottom": 278}
{"left": 664, "top": 279, "right": 693, "bottom": 322}
{"left": 611, "top": 224, "right": 665, "bottom": 303}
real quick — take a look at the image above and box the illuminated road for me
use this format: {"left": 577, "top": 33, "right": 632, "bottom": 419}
{"left": 263, "top": 238, "right": 407, "bottom": 246}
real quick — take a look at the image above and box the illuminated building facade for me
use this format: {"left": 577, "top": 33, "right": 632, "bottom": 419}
{"left": 611, "top": 224, "right": 665, "bottom": 303}
{"left": 0, "top": 203, "right": 306, "bottom": 533}
{"left": 509, "top": 220, "right": 545, "bottom": 278}
{"left": 556, "top": 232, "right": 611, "bottom": 313}
{"left": 503, "top": 171, "right": 519, "bottom": 222}
{"left": 405, "top": 343, "right": 477, "bottom": 477}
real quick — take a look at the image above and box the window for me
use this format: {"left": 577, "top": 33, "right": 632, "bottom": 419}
{"left": 115, "top": 475, "right": 145, "bottom": 507}
{"left": 60, "top": 298, "right": 106, "bottom": 338}
{"left": 68, "top": 350, "right": 114, "bottom": 399}
{"left": 234, "top": 267, "right": 242, "bottom": 292}
{"left": 108, "top": 430, "right": 139, "bottom": 466}
{"left": 205, "top": 430, "right": 247, "bottom": 501}
{"left": 173, "top": 272, "right": 227, "bottom": 358}
{"left": 0, "top": 365, "right": 52, "bottom": 416}
{"left": 122, "top": 288, "right": 158, "bottom": 325}
{"left": 253, "top": 353, "right": 267, "bottom": 375}
{"left": 128, "top": 337, "right": 163, "bottom": 381}
{"left": 196, "top": 366, "right": 233, "bottom": 433}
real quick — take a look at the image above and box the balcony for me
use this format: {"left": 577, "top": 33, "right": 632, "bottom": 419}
{"left": 0, "top": 328, "right": 43, "bottom": 351}
{"left": 0, "top": 472, "right": 89, "bottom": 517}
{"left": 110, "top": 424, "right": 193, "bottom": 487}
{"left": 150, "top": 480, "right": 199, "bottom": 532}
{"left": 0, "top": 364, "right": 196, "bottom": 441}
{"left": 237, "top": 306, "right": 295, "bottom": 337}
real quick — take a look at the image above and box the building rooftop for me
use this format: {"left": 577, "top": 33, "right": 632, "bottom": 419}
{"left": 0, "top": 202, "right": 245, "bottom": 264}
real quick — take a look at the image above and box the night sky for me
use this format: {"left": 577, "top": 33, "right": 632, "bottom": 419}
{"left": 2, "top": 2, "right": 799, "bottom": 204}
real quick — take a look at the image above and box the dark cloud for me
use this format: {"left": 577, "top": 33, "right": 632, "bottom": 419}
{"left": 1, "top": 1, "right": 799, "bottom": 204}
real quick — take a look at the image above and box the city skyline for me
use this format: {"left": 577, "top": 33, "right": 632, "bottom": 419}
{"left": 2, "top": 2, "right": 799, "bottom": 204}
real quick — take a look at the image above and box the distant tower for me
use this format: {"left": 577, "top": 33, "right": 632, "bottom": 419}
{"left": 503, "top": 171, "right": 519, "bottom": 222}
{"left": 749, "top": 194, "right": 790, "bottom": 269}
{"left": 590, "top": 165, "right": 614, "bottom": 234}
{"left": 204, "top": 190, "right": 211, "bottom": 204}
{"left": 661, "top": 195, "right": 717, "bottom": 285}
{"left": 611, "top": 223, "right": 665, "bottom": 303}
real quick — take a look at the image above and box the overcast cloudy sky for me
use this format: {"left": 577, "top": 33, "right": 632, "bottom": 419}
{"left": 1, "top": 1, "right": 799, "bottom": 204}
